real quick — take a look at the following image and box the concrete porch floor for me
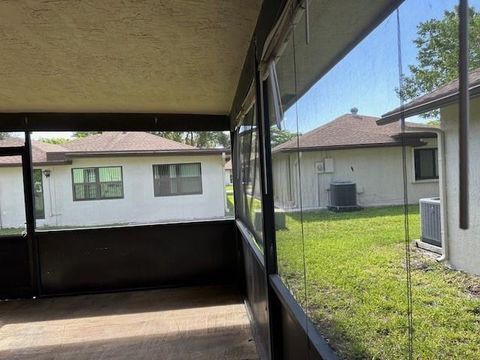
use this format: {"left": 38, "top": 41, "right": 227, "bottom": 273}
{"left": 0, "top": 285, "right": 258, "bottom": 360}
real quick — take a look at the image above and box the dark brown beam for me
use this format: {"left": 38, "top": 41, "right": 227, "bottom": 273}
{"left": 0, "top": 113, "right": 230, "bottom": 132}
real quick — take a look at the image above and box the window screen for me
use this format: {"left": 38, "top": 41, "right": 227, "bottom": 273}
{"left": 153, "top": 163, "right": 202, "bottom": 196}
{"left": 31, "top": 131, "right": 230, "bottom": 229}
{"left": 72, "top": 167, "right": 123, "bottom": 201}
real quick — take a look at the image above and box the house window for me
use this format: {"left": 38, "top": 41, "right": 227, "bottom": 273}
{"left": 414, "top": 148, "right": 438, "bottom": 181}
{"left": 72, "top": 167, "right": 124, "bottom": 201}
{"left": 153, "top": 163, "right": 202, "bottom": 196}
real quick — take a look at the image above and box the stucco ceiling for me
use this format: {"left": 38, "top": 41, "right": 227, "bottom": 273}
{"left": 0, "top": 0, "right": 262, "bottom": 114}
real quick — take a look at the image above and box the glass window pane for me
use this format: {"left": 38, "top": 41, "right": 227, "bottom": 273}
{"left": 85, "top": 168, "right": 96, "bottom": 183}
{"left": 153, "top": 163, "right": 202, "bottom": 196}
{"left": 179, "top": 177, "right": 202, "bottom": 194}
{"left": 416, "top": 149, "right": 437, "bottom": 180}
{"left": 72, "top": 169, "right": 84, "bottom": 183}
{"left": 100, "top": 182, "right": 122, "bottom": 198}
{"left": 270, "top": 0, "right": 478, "bottom": 358}
{"left": 405, "top": 1, "right": 480, "bottom": 359}
{"left": 169, "top": 164, "right": 176, "bottom": 178}
{"left": 271, "top": 16, "right": 307, "bottom": 306}
{"left": 178, "top": 163, "right": 201, "bottom": 177}
{"left": 74, "top": 184, "right": 85, "bottom": 200}
{"left": 296, "top": 3, "right": 412, "bottom": 354}
{"left": 270, "top": 0, "right": 448, "bottom": 357}
{"left": 99, "top": 167, "right": 122, "bottom": 182}
{"left": 85, "top": 183, "right": 97, "bottom": 199}
{"left": 237, "top": 102, "right": 264, "bottom": 251}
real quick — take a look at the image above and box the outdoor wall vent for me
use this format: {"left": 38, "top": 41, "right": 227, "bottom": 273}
{"left": 328, "top": 181, "right": 361, "bottom": 212}
{"left": 419, "top": 197, "right": 441, "bottom": 247}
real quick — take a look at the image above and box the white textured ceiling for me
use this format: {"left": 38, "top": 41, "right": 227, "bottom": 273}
{"left": 0, "top": 0, "right": 261, "bottom": 114}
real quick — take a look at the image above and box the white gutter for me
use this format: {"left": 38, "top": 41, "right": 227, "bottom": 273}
{"left": 406, "top": 126, "right": 449, "bottom": 262}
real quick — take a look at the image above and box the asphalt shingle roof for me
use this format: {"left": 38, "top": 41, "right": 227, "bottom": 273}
{"left": 0, "top": 137, "right": 67, "bottom": 165}
{"left": 62, "top": 132, "right": 196, "bottom": 152}
{"left": 274, "top": 114, "right": 435, "bottom": 152}
{"left": 0, "top": 132, "right": 204, "bottom": 166}
{"left": 381, "top": 68, "right": 480, "bottom": 123}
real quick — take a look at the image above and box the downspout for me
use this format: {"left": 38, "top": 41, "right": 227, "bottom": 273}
{"left": 407, "top": 126, "right": 449, "bottom": 262}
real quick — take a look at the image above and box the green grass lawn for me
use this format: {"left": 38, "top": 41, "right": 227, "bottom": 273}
{"left": 276, "top": 205, "right": 480, "bottom": 359}
{"left": 0, "top": 228, "right": 23, "bottom": 236}
{"left": 225, "top": 192, "right": 235, "bottom": 217}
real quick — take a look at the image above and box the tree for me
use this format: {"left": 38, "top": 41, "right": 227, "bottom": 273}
{"left": 399, "top": 6, "right": 480, "bottom": 118}
{"left": 39, "top": 137, "right": 70, "bottom": 144}
{"left": 70, "top": 130, "right": 230, "bottom": 148}
{"left": 193, "top": 132, "right": 230, "bottom": 148}
{"left": 427, "top": 120, "right": 440, "bottom": 127}
{"left": 152, "top": 131, "right": 230, "bottom": 148}
{"left": 150, "top": 131, "right": 184, "bottom": 143}
{"left": 73, "top": 131, "right": 101, "bottom": 138}
{"left": 270, "top": 127, "right": 297, "bottom": 147}
{"left": 0, "top": 133, "right": 11, "bottom": 140}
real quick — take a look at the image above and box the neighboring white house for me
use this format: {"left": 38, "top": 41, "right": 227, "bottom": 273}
{"left": 0, "top": 132, "right": 227, "bottom": 229}
{"left": 381, "top": 68, "right": 480, "bottom": 276}
{"left": 272, "top": 113, "right": 439, "bottom": 210}
{"left": 224, "top": 160, "right": 233, "bottom": 185}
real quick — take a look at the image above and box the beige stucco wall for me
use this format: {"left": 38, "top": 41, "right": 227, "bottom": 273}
{"left": 441, "top": 100, "right": 480, "bottom": 275}
{"left": 272, "top": 142, "right": 439, "bottom": 210}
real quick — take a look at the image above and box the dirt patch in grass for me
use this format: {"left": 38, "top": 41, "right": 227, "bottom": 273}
{"left": 409, "top": 258, "right": 432, "bottom": 271}
{"left": 470, "top": 305, "right": 480, "bottom": 316}
{"left": 467, "top": 284, "right": 480, "bottom": 298}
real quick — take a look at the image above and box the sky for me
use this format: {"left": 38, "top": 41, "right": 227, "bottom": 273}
{"left": 20, "top": 0, "right": 477, "bottom": 140}
{"left": 284, "top": 0, "right": 468, "bottom": 134}
{"left": 32, "top": 131, "right": 73, "bottom": 140}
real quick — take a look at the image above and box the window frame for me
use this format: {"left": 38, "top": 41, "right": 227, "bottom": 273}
{"left": 413, "top": 148, "right": 439, "bottom": 181}
{"left": 152, "top": 162, "right": 203, "bottom": 197}
{"left": 71, "top": 166, "right": 124, "bottom": 201}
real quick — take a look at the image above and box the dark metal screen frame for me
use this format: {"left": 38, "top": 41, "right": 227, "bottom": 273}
{"left": 0, "top": 113, "right": 230, "bottom": 132}
{"left": 0, "top": 135, "right": 39, "bottom": 297}
{"left": 22, "top": 132, "right": 41, "bottom": 296}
